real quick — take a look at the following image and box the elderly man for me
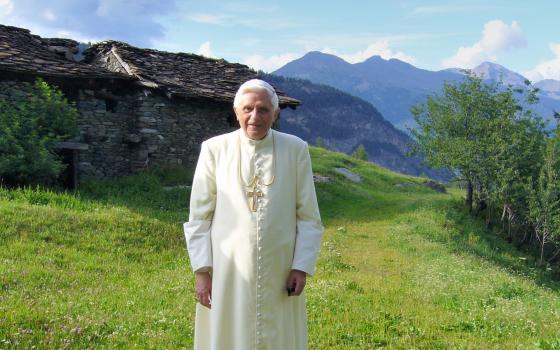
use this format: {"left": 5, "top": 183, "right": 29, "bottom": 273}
{"left": 184, "top": 79, "right": 324, "bottom": 350}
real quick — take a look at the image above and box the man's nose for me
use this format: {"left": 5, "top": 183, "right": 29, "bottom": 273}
{"left": 249, "top": 109, "right": 260, "bottom": 119}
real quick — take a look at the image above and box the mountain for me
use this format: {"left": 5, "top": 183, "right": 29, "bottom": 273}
{"left": 264, "top": 74, "right": 449, "bottom": 180}
{"left": 535, "top": 79, "right": 560, "bottom": 101}
{"left": 274, "top": 53, "right": 560, "bottom": 130}
{"left": 471, "top": 61, "right": 528, "bottom": 86}
{"left": 274, "top": 51, "right": 463, "bottom": 130}
{"left": 462, "top": 62, "right": 560, "bottom": 127}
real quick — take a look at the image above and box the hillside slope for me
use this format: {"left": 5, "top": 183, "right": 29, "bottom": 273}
{"left": 1, "top": 151, "right": 559, "bottom": 348}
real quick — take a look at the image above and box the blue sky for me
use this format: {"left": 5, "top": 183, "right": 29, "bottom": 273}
{"left": 1, "top": 0, "right": 559, "bottom": 81}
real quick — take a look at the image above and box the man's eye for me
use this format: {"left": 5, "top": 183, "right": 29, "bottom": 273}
{"left": 243, "top": 107, "right": 252, "bottom": 113}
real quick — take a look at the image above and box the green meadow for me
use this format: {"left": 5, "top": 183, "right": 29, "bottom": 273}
{"left": 1, "top": 147, "right": 559, "bottom": 349}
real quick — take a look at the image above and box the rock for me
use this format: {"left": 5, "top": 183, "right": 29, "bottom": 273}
{"left": 334, "top": 167, "right": 362, "bottom": 183}
{"left": 79, "top": 162, "right": 94, "bottom": 175}
{"left": 424, "top": 180, "right": 446, "bottom": 193}
{"left": 313, "top": 173, "right": 331, "bottom": 183}
{"left": 139, "top": 128, "right": 158, "bottom": 134}
{"left": 163, "top": 185, "right": 191, "bottom": 191}
{"left": 394, "top": 182, "right": 415, "bottom": 188}
{"left": 139, "top": 116, "right": 156, "bottom": 124}
{"left": 127, "top": 133, "right": 142, "bottom": 143}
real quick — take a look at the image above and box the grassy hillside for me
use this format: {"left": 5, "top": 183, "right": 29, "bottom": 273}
{"left": 1, "top": 147, "right": 559, "bottom": 349}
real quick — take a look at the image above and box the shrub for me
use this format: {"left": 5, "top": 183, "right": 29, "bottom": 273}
{"left": 315, "top": 136, "right": 326, "bottom": 149}
{"left": 0, "top": 78, "right": 78, "bottom": 186}
{"left": 351, "top": 144, "right": 369, "bottom": 161}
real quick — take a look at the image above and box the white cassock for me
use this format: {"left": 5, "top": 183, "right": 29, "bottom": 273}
{"left": 184, "top": 128, "right": 324, "bottom": 350}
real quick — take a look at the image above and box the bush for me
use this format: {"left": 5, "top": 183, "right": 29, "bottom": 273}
{"left": 351, "top": 144, "right": 368, "bottom": 161}
{"left": 315, "top": 136, "right": 326, "bottom": 149}
{"left": 0, "top": 78, "right": 78, "bottom": 186}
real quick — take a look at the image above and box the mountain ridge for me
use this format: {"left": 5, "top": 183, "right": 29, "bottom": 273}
{"left": 274, "top": 53, "right": 560, "bottom": 130}
{"left": 264, "top": 73, "right": 449, "bottom": 180}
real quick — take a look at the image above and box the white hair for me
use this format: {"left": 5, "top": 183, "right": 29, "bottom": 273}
{"left": 233, "top": 79, "right": 279, "bottom": 111}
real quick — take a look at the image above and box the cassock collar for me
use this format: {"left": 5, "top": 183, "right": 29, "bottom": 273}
{"left": 238, "top": 128, "right": 273, "bottom": 149}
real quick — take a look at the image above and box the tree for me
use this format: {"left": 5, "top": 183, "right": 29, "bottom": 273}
{"left": 0, "top": 78, "right": 78, "bottom": 186}
{"left": 410, "top": 73, "right": 545, "bottom": 214}
{"left": 526, "top": 123, "right": 560, "bottom": 264}
{"left": 352, "top": 144, "right": 368, "bottom": 161}
{"left": 410, "top": 72, "right": 560, "bottom": 264}
{"left": 315, "top": 136, "right": 326, "bottom": 149}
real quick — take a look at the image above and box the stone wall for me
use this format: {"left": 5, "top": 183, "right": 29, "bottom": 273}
{"left": 0, "top": 78, "right": 237, "bottom": 180}
{"left": 127, "top": 91, "right": 236, "bottom": 173}
{"left": 76, "top": 88, "right": 137, "bottom": 178}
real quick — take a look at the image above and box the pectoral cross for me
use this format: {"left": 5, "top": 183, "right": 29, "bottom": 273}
{"left": 246, "top": 178, "right": 263, "bottom": 212}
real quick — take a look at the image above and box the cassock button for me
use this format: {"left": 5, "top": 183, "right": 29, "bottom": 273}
{"left": 257, "top": 312, "right": 262, "bottom": 317}
{"left": 258, "top": 284, "right": 262, "bottom": 288}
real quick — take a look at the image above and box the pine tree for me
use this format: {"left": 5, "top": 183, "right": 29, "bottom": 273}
{"left": 352, "top": 144, "right": 368, "bottom": 161}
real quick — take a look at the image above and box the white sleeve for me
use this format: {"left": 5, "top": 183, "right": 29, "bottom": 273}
{"left": 183, "top": 141, "right": 216, "bottom": 272}
{"left": 291, "top": 143, "right": 324, "bottom": 276}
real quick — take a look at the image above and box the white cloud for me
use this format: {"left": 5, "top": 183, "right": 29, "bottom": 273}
{"left": 0, "top": 0, "right": 177, "bottom": 47}
{"left": 197, "top": 41, "right": 213, "bottom": 57}
{"left": 441, "top": 20, "right": 526, "bottom": 68}
{"left": 0, "top": 0, "right": 13, "bottom": 17}
{"left": 243, "top": 53, "right": 302, "bottom": 73}
{"left": 43, "top": 9, "right": 56, "bottom": 21}
{"left": 525, "top": 43, "right": 560, "bottom": 81}
{"left": 188, "top": 13, "right": 228, "bottom": 25}
{"left": 323, "top": 40, "right": 416, "bottom": 64}
{"left": 481, "top": 20, "right": 525, "bottom": 51}
{"left": 187, "top": 12, "right": 294, "bottom": 29}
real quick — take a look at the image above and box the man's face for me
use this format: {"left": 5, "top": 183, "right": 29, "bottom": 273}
{"left": 234, "top": 90, "right": 279, "bottom": 140}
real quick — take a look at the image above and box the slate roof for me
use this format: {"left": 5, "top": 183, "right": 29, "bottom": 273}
{"left": 84, "top": 41, "right": 300, "bottom": 108}
{"left": 0, "top": 24, "right": 299, "bottom": 107}
{"left": 0, "top": 24, "right": 131, "bottom": 80}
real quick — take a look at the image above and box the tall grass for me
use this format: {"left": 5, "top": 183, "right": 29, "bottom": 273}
{"left": 1, "top": 150, "right": 559, "bottom": 349}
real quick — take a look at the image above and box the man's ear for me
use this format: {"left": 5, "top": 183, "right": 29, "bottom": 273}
{"left": 273, "top": 109, "right": 280, "bottom": 122}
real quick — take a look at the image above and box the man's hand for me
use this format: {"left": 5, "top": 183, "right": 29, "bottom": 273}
{"left": 286, "top": 269, "right": 307, "bottom": 296}
{"left": 195, "top": 271, "right": 212, "bottom": 308}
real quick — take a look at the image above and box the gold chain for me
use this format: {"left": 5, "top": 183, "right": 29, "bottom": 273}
{"left": 237, "top": 130, "right": 276, "bottom": 187}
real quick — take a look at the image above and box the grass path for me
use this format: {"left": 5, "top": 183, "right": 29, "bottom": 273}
{"left": 1, "top": 147, "right": 560, "bottom": 349}
{"left": 308, "top": 187, "right": 560, "bottom": 349}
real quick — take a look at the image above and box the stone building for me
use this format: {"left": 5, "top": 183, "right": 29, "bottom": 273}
{"left": 0, "top": 24, "right": 299, "bottom": 185}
